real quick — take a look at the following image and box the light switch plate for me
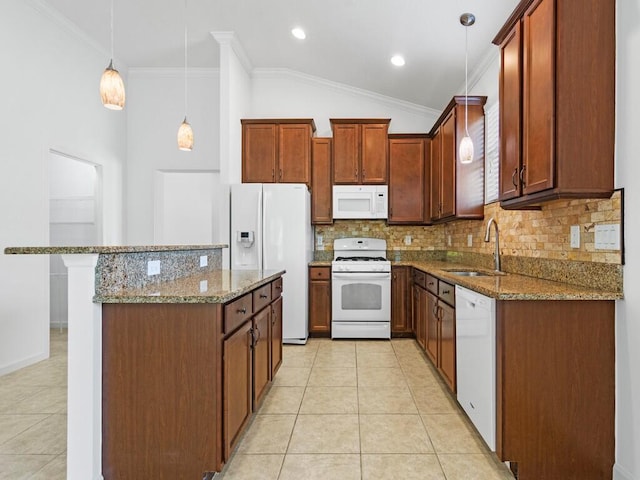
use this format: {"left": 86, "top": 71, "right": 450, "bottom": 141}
{"left": 199, "top": 280, "right": 208, "bottom": 292}
{"left": 447, "top": 235, "right": 452, "bottom": 247}
{"left": 404, "top": 235, "right": 412, "bottom": 245}
{"left": 595, "top": 224, "right": 621, "bottom": 250}
{"left": 317, "top": 235, "right": 323, "bottom": 247}
{"left": 467, "top": 234, "right": 473, "bottom": 247}
{"left": 570, "top": 225, "right": 580, "bottom": 248}
{"left": 200, "top": 255, "right": 208, "bottom": 267}
{"left": 147, "top": 260, "right": 160, "bottom": 276}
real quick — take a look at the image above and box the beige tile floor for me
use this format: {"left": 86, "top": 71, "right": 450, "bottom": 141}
{"left": 0, "top": 329, "right": 67, "bottom": 480}
{"left": 221, "top": 338, "right": 515, "bottom": 480}
{"left": 0, "top": 333, "right": 515, "bottom": 480}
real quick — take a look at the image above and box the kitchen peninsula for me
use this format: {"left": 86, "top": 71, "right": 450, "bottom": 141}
{"left": 4, "top": 244, "right": 285, "bottom": 480}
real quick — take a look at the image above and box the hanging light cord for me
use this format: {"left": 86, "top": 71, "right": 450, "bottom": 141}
{"left": 110, "top": 0, "right": 114, "bottom": 61}
{"left": 464, "top": 23, "right": 469, "bottom": 136}
{"left": 184, "top": 0, "right": 188, "bottom": 119}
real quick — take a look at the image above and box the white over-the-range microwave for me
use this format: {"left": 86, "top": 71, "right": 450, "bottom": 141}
{"left": 332, "top": 185, "right": 388, "bottom": 219}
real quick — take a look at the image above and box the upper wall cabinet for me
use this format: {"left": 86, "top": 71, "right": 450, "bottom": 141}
{"left": 242, "top": 119, "right": 316, "bottom": 185}
{"left": 429, "top": 96, "right": 486, "bottom": 223}
{"left": 311, "top": 137, "right": 333, "bottom": 225}
{"left": 388, "top": 134, "right": 431, "bottom": 225}
{"left": 330, "top": 119, "right": 390, "bottom": 184}
{"left": 494, "top": 0, "right": 615, "bottom": 209}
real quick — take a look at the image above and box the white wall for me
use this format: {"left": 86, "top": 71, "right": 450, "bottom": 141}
{"left": 614, "top": 1, "right": 640, "bottom": 478}
{"left": 126, "top": 68, "right": 219, "bottom": 244}
{"left": 0, "top": 0, "right": 126, "bottom": 375}
{"left": 251, "top": 69, "right": 437, "bottom": 135}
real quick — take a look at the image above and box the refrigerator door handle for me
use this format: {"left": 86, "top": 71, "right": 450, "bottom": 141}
{"left": 257, "top": 186, "right": 263, "bottom": 270}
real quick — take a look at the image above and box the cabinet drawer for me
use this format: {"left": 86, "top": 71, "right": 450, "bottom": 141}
{"left": 412, "top": 269, "right": 426, "bottom": 289}
{"left": 253, "top": 284, "right": 272, "bottom": 313}
{"left": 271, "top": 277, "right": 283, "bottom": 299}
{"left": 310, "top": 266, "right": 331, "bottom": 280}
{"left": 426, "top": 275, "right": 438, "bottom": 295}
{"left": 224, "top": 293, "right": 253, "bottom": 334}
{"left": 438, "top": 281, "right": 455, "bottom": 306}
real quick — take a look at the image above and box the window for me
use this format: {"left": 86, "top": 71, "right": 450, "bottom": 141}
{"left": 484, "top": 101, "right": 499, "bottom": 204}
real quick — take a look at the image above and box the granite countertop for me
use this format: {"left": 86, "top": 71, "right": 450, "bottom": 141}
{"left": 309, "top": 259, "right": 621, "bottom": 300}
{"left": 309, "top": 260, "right": 332, "bottom": 267}
{"left": 95, "top": 269, "right": 285, "bottom": 304}
{"left": 4, "top": 244, "right": 228, "bottom": 255}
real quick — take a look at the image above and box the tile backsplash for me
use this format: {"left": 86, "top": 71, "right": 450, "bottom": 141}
{"left": 316, "top": 191, "right": 622, "bottom": 265}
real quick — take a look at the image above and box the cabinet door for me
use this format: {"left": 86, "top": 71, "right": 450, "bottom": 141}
{"left": 440, "top": 111, "right": 456, "bottom": 219}
{"left": 223, "top": 321, "right": 252, "bottom": 459}
{"left": 425, "top": 291, "right": 439, "bottom": 364}
{"left": 271, "top": 296, "right": 283, "bottom": 379}
{"left": 279, "top": 123, "right": 312, "bottom": 184}
{"left": 388, "top": 138, "right": 425, "bottom": 224}
{"left": 439, "top": 301, "right": 456, "bottom": 392}
{"left": 332, "top": 124, "right": 360, "bottom": 184}
{"left": 499, "top": 21, "right": 523, "bottom": 201}
{"left": 311, "top": 138, "right": 333, "bottom": 224}
{"left": 430, "top": 129, "right": 442, "bottom": 221}
{"left": 391, "top": 266, "right": 410, "bottom": 334}
{"left": 522, "top": 0, "right": 555, "bottom": 195}
{"left": 242, "top": 123, "right": 277, "bottom": 183}
{"left": 309, "top": 271, "right": 331, "bottom": 335}
{"left": 252, "top": 307, "right": 271, "bottom": 409}
{"left": 412, "top": 285, "right": 427, "bottom": 349}
{"left": 360, "top": 123, "right": 389, "bottom": 184}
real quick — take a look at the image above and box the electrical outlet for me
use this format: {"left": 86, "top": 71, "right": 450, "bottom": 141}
{"left": 317, "top": 235, "right": 323, "bottom": 247}
{"left": 467, "top": 234, "right": 473, "bottom": 247}
{"left": 404, "top": 235, "right": 412, "bottom": 245}
{"left": 147, "top": 260, "right": 160, "bottom": 276}
{"left": 200, "top": 255, "right": 208, "bottom": 267}
{"left": 199, "top": 280, "right": 208, "bottom": 293}
{"left": 447, "top": 235, "right": 452, "bottom": 247}
{"left": 570, "top": 225, "right": 580, "bottom": 248}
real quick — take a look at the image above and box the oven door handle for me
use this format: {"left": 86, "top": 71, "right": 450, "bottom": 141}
{"left": 332, "top": 272, "right": 391, "bottom": 280}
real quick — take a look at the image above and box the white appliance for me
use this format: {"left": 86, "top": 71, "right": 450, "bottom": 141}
{"left": 332, "top": 185, "right": 388, "bottom": 219}
{"left": 455, "top": 285, "right": 497, "bottom": 451}
{"left": 331, "top": 238, "right": 391, "bottom": 339}
{"left": 231, "top": 183, "right": 313, "bottom": 344}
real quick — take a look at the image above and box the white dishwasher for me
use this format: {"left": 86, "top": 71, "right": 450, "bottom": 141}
{"left": 455, "top": 285, "right": 496, "bottom": 451}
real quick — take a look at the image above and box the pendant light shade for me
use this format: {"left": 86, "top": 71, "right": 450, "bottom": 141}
{"left": 459, "top": 12, "right": 475, "bottom": 164}
{"left": 100, "top": 60, "right": 125, "bottom": 110}
{"left": 101, "top": 0, "right": 125, "bottom": 110}
{"left": 178, "top": 0, "right": 193, "bottom": 151}
{"left": 178, "top": 117, "right": 194, "bottom": 151}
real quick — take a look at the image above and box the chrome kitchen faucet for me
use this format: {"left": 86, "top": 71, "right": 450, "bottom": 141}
{"left": 484, "top": 217, "right": 501, "bottom": 272}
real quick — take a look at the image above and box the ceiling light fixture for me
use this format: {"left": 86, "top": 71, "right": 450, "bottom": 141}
{"left": 291, "top": 27, "right": 306, "bottom": 40}
{"left": 459, "top": 12, "right": 475, "bottom": 164}
{"left": 391, "top": 55, "right": 405, "bottom": 67}
{"left": 100, "top": 0, "right": 125, "bottom": 110}
{"left": 177, "top": 0, "right": 193, "bottom": 151}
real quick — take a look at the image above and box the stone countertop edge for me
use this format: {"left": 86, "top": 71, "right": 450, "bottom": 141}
{"left": 4, "top": 244, "right": 229, "bottom": 255}
{"left": 308, "top": 260, "right": 622, "bottom": 301}
{"left": 94, "top": 269, "right": 286, "bottom": 304}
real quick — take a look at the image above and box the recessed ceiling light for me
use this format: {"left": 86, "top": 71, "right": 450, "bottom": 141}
{"left": 391, "top": 55, "right": 405, "bottom": 67}
{"left": 291, "top": 28, "right": 306, "bottom": 40}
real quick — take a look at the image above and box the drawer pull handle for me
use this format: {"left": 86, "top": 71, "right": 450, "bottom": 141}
{"left": 442, "top": 289, "right": 450, "bottom": 295}
{"left": 259, "top": 294, "right": 268, "bottom": 299}
{"left": 237, "top": 307, "right": 247, "bottom": 314}
{"left": 276, "top": 285, "right": 282, "bottom": 290}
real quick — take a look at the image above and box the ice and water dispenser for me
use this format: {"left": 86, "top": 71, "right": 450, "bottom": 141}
{"left": 234, "top": 230, "right": 257, "bottom": 267}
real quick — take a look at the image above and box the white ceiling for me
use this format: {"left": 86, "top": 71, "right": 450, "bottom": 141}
{"left": 41, "top": 0, "right": 520, "bottom": 110}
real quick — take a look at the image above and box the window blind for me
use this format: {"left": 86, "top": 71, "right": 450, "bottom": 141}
{"left": 484, "top": 101, "right": 499, "bottom": 204}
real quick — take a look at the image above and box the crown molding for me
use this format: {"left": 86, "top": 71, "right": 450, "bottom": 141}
{"left": 27, "top": 0, "right": 129, "bottom": 72}
{"left": 211, "top": 31, "right": 253, "bottom": 74}
{"left": 252, "top": 68, "right": 439, "bottom": 117}
{"left": 456, "top": 45, "right": 500, "bottom": 97}
{"left": 128, "top": 67, "right": 219, "bottom": 79}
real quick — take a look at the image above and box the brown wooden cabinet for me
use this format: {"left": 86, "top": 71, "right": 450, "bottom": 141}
{"left": 429, "top": 96, "right": 486, "bottom": 223}
{"left": 242, "top": 119, "right": 316, "bottom": 185}
{"left": 252, "top": 306, "right": 271, "bottom": 409}
{"left": 311, "top": 137, "right": 333, "bottom": 224}
{"left": 388, "top": 135, "right": 431, "bottom": 225}
{"left": 330, "top": 119, "right": 390, "bottom": 184}
{"left": 223, "top": 318, "right": 253, "bottom": 459}
{"left": 411, "top": 269, "right": 427, "bottom": 349}
{"left": 308, "top": 266, "right": 331, "bottom": 336}
{"left": 391, "top": 266, "right": 411, "bottom": 335}
{"left": 496, "top": 300, "right": 614, "bottom": 480}
{"left": 270, "top": 295, "right": 283, "bottom": 379}
{"left": 425, "top": 290, "right": 438, "bottom": 364}
{"left": 494, "top": 0, "right": 615, "bottom": 209}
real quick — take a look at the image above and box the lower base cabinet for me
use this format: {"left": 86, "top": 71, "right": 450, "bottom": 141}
{"left": 391, "top": 266, "right": 412, "bottom": 335}
{"left": 102, "top": 276, "right": 284, "bottom": 479}
{"left": 309, "top": 266, "right": 331, "bottom": 335}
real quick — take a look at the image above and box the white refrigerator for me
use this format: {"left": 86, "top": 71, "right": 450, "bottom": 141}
{"left": 230, "top": 183, "right": 312, "bottom": 344}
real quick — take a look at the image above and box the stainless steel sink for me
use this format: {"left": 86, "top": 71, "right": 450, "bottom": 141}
{"left": 446, "top": 271, "right": 490, "bottom": 277}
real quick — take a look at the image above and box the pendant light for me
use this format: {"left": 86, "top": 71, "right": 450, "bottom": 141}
{"left": 459, "top": 12, "right": 475, "bottom": 164}
{"left": 177, "top": 0, "right": 194, "bottom": 151}
{"left": 100, "top": 0, "right": 125, "bottom": 110}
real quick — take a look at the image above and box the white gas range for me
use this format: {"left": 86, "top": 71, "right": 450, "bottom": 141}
{"left": 331, "top": 238, "right": 391, "bottom": 339}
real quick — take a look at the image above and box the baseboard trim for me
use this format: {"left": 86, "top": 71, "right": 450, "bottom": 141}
{"left": 614, "top": 463, "right": 637, "bottom": 480}
{"left": 0, "top": 351, "right": 49, "bottom": 376}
